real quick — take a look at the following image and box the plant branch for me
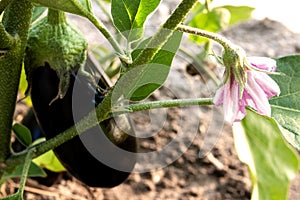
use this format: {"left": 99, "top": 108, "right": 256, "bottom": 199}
{"left": 130, "top": 0, "right": 198, "bottom": 69}
{"left": 177, "top": 24, "right": 236, "bottom": 50}
{"left": 0, "top": 23, "right": 16, "bottom": 49}
{"left": 0, "top": 0, "right": 33, "bottom": 167}
{"left": 110, "top": 98, "right": 214, "bottom": 116}
{"left": 86, "top": 14, "right": 125, "bottom": 57}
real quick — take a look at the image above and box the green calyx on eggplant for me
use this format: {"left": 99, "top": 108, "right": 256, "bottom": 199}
{"left": 25, "top": 8, "right": 88, "bottom": 104}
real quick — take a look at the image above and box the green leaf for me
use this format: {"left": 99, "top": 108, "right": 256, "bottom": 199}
{"left": 12, "top": 123, "right": 32, "bottom": 147}
{"left": 1, "top": 162, "right": 46, "bottom": 181}
{"left": 31, "top": 6, "right": 47, "bottom": 23}
{"left": 19, "top": 66, "right": 32, "bottom": 106}
{"left": 29, "top": 0, "right": 92, "bottom": 16}
{"left": 233, "top": 108, "right": 300, "bottom": 200}
{"left": 33, "top": 150, "right": 66, "bottom": 172}
{"left": 188, "top": 7, "right": 231, "bottom": 44}
{"left": 220, "top": 6, "right": 254, "bottom": 25}
{"left": 269, "top": 55, "right": 300, "bottom": 150}
{"left": 113, "top": 31, "right": 182, "bottom": 102}
{"left": 111, "top": 0, "right": 160, "bottom": 42}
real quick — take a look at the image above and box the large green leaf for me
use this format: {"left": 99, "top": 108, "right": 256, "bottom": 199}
{"left": 111, "top": 0, "right": 160, "bottom": 42}
{"left": 269, "top": 55, "right": 300, "bottom": 150}
{"left": 233, "top": 108, "right": 299, "bottom": 200}
{"left": 112, "top": 31, "right": 182, "bottom": 102}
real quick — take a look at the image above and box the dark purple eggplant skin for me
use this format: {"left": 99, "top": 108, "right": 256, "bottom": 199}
{"left": 30, "top": 63, "right": 136, "bottom": 188}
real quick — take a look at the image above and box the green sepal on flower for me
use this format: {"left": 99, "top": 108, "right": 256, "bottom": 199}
{"left": 222, "top": 45, "right": 247, "bottom": 97}
{"left": 25, "top": 9, "right": 88, "bottom": 104}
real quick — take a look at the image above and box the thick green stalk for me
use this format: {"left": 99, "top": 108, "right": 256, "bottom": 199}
{"left": 0, "top": 0, "right": 33, "bottom": 169}
{"left": 47, "top": 8, "right": 67, "bottom": 24}
{"left": 130, "top": 0, "right": 198, "bottom": 69}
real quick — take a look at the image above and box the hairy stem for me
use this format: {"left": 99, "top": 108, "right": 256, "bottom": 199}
{"left": 0, "top": 0, "right": 33, "bottom": 169}
{"left": 177, "top": 24, "right": 236, "bottom": 49}
{"left": 111, "top": 98, "right": 214, "bottom": 116}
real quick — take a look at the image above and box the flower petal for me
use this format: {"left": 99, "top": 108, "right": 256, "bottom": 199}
{"left": 245, "top": 72, "right": 271, "bottom": 116}
{"left": 247, "top": 57, "right": 277, "bottom": 72}
{"left": 213, "top": 85, "right": 225, "bottom": 106}
{"left": 252, "top": 71, "right": 280, "bottom": 98}
{"left": 223, "top": 80, "right": 240, "bottom": 123}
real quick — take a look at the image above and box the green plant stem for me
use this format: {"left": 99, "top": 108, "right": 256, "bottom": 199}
{"left": 5, "top": 97, "right": 213, "bottom": 168}
{"left": 177, "top": 24, "right": 236, "bottom": 50}
{"left": 0, "top": 23, "right": 16, "bottom": 49}
{"left": 130, "top": 0, "right": 198, "bottom": 69}
{"left": 18, "top": 149, "right": 33, "bottom": 197}
{"left": 0, "top": 0, "right": 33, "bottom": 169}
{"left": 47, "top": 8, "right": 67, "bottom": 24}
{"left": 111, "top": 98, "right": 213, "bottom": 116}
{"left": 87, "top": 14, "right": 126, "bottom": 59}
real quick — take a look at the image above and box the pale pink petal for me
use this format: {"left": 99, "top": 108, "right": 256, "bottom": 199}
{"left": 213, "top": 85, "right": 225, "bottom": 106}
{"left": 245, "top": 73, "right": 271, "bottom": 116}
{"left": 247, "top": 57, "right": 277, "bottom": 72}
{"left": 252, "top": 71, "right": 280, "bottom": 98}
{"left": 223, "top": 80, "right": 240, "bottom": 123}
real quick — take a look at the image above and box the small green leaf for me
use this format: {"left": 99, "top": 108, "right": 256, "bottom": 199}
{"left": 2, "top": 162, "right": 47, "bottom": 180}
{"left": 29, "top": 0, "right": 92, "bottom": 16}
{"left": 220, "top": 6, "right": 254, "bottom": 25}
{"left": 19, "top": 66, "right": 32, "bottom": 106}
{"left": 233, "top": 108, "right": 300, "bottom": 200}
{"left": 111, "top": 0, "right": 160, "bottom": 42}
{"left": 269, "top": 55, "right": 300, "bottom": 150}
{"left": 188, "top": 7, "right": 231, "bottom": 44}
{"left": 12, "top": 123, "right": 32, "bottom": 147}
{"left": 33, "top": 150, "right": 66, "bottom": 172}
{"left": 112, "top": 31, "right": 182, "bottom": 102}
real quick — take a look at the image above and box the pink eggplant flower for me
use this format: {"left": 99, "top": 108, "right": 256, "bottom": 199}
{"left": 213, "top": 57, "right": 280, "bottom": 124}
